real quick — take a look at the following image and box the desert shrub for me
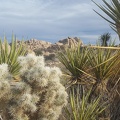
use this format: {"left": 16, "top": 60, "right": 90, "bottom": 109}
{"left": 0, "top": 54, "right": 68, "bottom": 120}
{"left": 45, "top": 53, "right": 56, "bottom": 61}
{"left": 34, "top": 49, "right": 43, "bottom": 56}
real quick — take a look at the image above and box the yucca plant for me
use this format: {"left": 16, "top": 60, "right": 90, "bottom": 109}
{"left": 92, "top": 0, "right": 120, "bottom": 39}
{"left": 87, "top": 46, "right": 119, "bottom": 99}
{"left": 0, "top": 35, "right": 26, "bottom": 78}
{"left": 58, "top": 41, "right": 120, "bottom": 119}
{"left": 63, "top": 86, "right": 108, "bottom": 120}
{"left": 107, "top": 49, "right": 120, "bottom": 120}
{"left": 57, "top": 43, "right": 92, "bottom": 88}
{"left": 99, "top": 33, "right": 111, "bottom": 46}
{"left": 86, "top": 45, "right": 120, "bottom": 120}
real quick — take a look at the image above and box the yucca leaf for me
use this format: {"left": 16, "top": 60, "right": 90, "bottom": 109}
{"left": 92, "top": 0, "right": 120, "bottom": 37}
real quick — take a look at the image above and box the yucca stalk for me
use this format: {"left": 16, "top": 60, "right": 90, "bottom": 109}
{"left": 0, "top": 35, "right": 26, "bottom": 78}
{"left": 64, "top": 85, "right": 108, "bottom": 120}
{"left": 92, "top": 0, "right": 120, "bottom": 39}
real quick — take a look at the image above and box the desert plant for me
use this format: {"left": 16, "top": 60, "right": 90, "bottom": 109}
{"left": 45, "top": 53, "right": 56, "bottom": 61}
{"left": 57, "top": 43, "right": 91, "bottom": 88}
{"left": 57, "top": 43, "right": 93, "bottom": 101}
{"left": 58, "top": 42, "right": 120, "bottom": 119}
{"left": 63, "top": 86, "right": 108, "bottom": 120}
{"left": 99, "top": 33, "right": 111, "bottom": 46}
{"left": 107, "top": 49, "right": 120, "bottom": 120}
{"left": 87, "top": 45, "right": 120, "bottom": 120}
{"left": 34, "top": 49, "right": 43, "bottom": 56}
{"left": 0, "top": 35, "right": 26, "bottom": 77}
{"left": 92, "top": 0, "right": 120, "bottom": 39}
{"left": 0, "top": 54, "right": 68, "bottom": 120}
{"left": 87, "top": 46, "right": 119, "bottom": 99}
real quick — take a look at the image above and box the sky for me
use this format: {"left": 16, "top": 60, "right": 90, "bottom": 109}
{"left": 0, "top": 0, "right": 119, "bottom": 44}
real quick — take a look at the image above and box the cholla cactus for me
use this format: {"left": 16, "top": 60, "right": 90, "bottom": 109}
{"left": 0, "top": 64, "right": 11, "bottom": 99}
{"left": 0, "top": 54, "right": 68, "bottom": 120}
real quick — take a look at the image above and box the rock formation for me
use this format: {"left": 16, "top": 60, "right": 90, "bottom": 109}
{"left": 10, "top": 37, "right": 83, "bottom": 66}
{"left": 15, "top": 37, "right": 83, "bottom": 61}
{"left": 16, "top": 38, "right": 52, "bottom": 50}
{"left": 55, "top": 37, "right": 83, "bottom": 48}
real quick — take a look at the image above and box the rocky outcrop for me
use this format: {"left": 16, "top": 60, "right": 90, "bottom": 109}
{"left": 44, "top": 37, "right": 83, "bottom": 54}
{"left": 16, "top": 38, "right": 52, "bottom": 51}
{"left": 16, "top": 37, "right": 83, "bottom": 56}
{"left": 56, "top": 37, "right": 83, "bottom": 47}
{"left": 14, "top": 37, "right": 83, "bottom": 66}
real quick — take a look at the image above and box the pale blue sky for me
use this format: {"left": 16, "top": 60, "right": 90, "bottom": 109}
{"left": 0, "top": 0, "right": 119, "bottom": 44}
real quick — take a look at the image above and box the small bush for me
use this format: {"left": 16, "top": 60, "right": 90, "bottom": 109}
{"left": 34, "top": 49, "right": 43, "bottom": 56}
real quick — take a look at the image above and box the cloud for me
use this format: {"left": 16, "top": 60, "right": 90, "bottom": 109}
{"left": 0, "top": 0, "right": 119, "bottom": 44}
